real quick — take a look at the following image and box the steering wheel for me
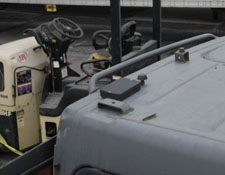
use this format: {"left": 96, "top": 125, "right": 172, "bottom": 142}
{"left": 121, "top": 21, "right": 136, "bottom": 40}
{"left": 52, "top": 17, "right": 84, "bottom": 39}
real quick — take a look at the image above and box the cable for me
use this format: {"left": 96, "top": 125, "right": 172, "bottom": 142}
{"left": 80, "top": 59, "right": 112, "bottom": 77}
{"left": 0, "top": 134, "right": 23, "bottom": 156}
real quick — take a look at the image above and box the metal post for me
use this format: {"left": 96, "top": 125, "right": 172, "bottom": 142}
{"left": 153, "top": 0, "right": 161, "bottom": 48}
{"left": 110, "top": 0, "right": 122, "bottom": 66}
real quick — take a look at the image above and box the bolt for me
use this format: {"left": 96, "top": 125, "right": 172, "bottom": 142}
{"left": 137, "top": 74, "right": 148, "bottom": 85}
{"left": 179, "top": 47, "right": 185, "bottom": 53}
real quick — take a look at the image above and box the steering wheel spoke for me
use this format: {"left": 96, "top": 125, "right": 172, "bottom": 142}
{"left": 53, "top": 17, "right": 84, "bottom": 39}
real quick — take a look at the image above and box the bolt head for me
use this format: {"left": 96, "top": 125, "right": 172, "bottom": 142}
{"left": 137, "top": 73, "right": 148, "bottom": 81}
{"left": 179, "top": 47, "right": 185, "bottom": 53}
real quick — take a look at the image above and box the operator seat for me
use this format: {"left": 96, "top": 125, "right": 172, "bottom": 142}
{"left": 92, "top": 21, "right": 141, "bottom": 56}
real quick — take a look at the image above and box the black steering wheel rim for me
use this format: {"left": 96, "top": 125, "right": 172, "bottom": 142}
{"left": 52, "top": 17, "right": 84, "bottom": 39}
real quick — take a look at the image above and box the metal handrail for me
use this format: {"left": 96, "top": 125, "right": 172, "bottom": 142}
{"left": 89, "top": 33, "right": 217, "bottom": 93}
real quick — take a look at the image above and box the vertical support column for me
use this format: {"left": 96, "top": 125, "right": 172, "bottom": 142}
{"left": 153, "top": 0, "right": 161, "bottom": 48}
{"left": 110, "top": 0, "right": 122, "bottom": 66}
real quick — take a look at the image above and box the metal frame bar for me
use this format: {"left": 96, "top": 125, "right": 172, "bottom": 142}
{"left": 0, "top": 136, "right": 56, "bottom": 175}
{"left": 110, "top": 0, "right": 161, "bottom": 65}
{"left": 153, "top": 0, "right": 161, "bottom": 48}
{"left": 89, "top": 34, "right": 217, "bottom": 93}
{"left": 110, "top": 0, "right": 122, "bottom": 66}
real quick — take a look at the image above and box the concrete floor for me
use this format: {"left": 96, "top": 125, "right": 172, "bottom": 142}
{"left": 0, "top": 4, "right": 225, "bottom": 170}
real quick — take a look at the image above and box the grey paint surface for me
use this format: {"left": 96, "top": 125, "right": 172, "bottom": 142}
{"left": 54, "top": 37, "right": 225, "bottom": 174}
{"left": 1, "top": 6, "right": 224, "bottom": 168}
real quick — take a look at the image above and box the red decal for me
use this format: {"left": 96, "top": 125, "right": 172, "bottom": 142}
{"left": 17, "top": 52, "right": 28, "bottom": 63}
{"left": 18, "top": 84, "right": 32, "bottom": 89}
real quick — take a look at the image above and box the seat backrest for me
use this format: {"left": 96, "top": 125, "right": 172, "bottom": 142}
{"left": 121, "top": 21, "right": 137, "bottom": 40}
{"left": 92, "top": 21, "right": 137, "bottom": 51}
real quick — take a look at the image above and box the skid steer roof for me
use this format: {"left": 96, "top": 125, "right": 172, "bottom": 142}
{"left": 54, "top": 36, "right": 225, "bottom": 175}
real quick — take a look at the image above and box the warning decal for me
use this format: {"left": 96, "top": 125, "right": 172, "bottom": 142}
{"left": 17, "top": 110, "right": 25, "bottom": 129}
{"left": 17, "top": 70, "right": 32, "bottom": 96}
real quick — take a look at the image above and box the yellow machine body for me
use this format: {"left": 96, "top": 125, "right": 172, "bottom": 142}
{"left": 89, "top": 52, "right": 111, "bottom": 70}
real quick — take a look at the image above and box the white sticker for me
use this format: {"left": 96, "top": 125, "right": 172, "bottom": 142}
{"left": 61, "top": 66, "right": 68, "bottom": 78}
{"left": 0, "top": 110, "right": 11, "bottom": 117}
{"left": 53, "top": 61, "right": 60, "bottom": 68}
{"left": 17, "top": 115, "right": 24, "bottom": 128}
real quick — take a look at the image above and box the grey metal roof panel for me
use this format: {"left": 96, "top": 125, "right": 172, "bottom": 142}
{"left": 55, "top": 36, "right": 225, "bottom": 175}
